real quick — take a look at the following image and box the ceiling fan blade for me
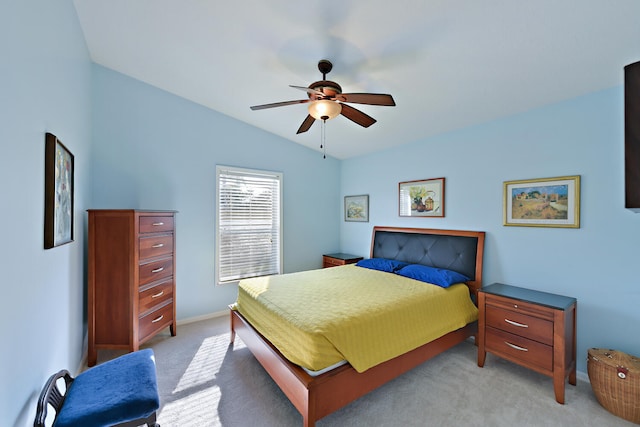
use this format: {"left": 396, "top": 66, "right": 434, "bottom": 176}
{"left": 296, "top": 114, "right": 315, "bottom": 134}
{"left": 290, "top": 85, "right": 325, "bottom": 97}
{"left": 340, "top": 104, "right": 377, "bottom": 128}
{"left": 337, "top": 93, "right": 396, "bottom": 106}
{"left": 250, "top": 99, "right": 310, "bottom": 110}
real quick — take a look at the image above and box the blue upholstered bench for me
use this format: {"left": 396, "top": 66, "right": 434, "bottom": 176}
{"left": 34, "top": 349, "right": 160, "bottom": 427}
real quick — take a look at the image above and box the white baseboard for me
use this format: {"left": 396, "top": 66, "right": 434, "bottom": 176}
{"left": 176, "top": 309, "right": 228, "bottom": 325}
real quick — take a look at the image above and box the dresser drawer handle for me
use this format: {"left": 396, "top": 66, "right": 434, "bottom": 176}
{"left": 151, "top": 267, "right": 164, "bottom": 273}
{"left": 151, "top": 291, "right": 164, "bottom": 298}
{"left": 151, "top": 315, "right": 164, "bottom": 323}
{"left": 152, "top": 222, "right": 164, "bottom": 226}
{"left": 505, "top": 341, "right": 529, "bottom": 352}
{"left": 152, "top": 243, "right": 164, "bottom": 248}
{"left": 504, "top": 318, "right": 528, "bottom": 328}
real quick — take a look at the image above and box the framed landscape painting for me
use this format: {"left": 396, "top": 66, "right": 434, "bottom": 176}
{"left": 344, "top": 194, "right": 369, "bottom": 222}
{"left": 44, "top": 133, "right": 74, "bottom": 248}
{"left": 399, "top": 177, "right": 445, "bottom": 217}
{"left": 503, "top": 175, "right": 580, "bottom": 228}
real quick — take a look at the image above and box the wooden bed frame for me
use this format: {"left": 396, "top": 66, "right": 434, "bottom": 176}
{"left": 230, "top": 226, "right": 485, "bottom": 427}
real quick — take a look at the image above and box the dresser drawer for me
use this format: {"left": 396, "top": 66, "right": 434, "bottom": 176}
{"left": 139, "top": 257, "right": 173, "bottom": 285}
{"left": 486, "top": 305, "right": 553, "bottom": 345}
{"left": 139, "top": 234, "right": 173, "bottom": 260}
{"left": 486, "top": 326, "right": 553, "bottom": 372}
{"left": 139, "top": 278, "right": 173, "bottom": 314}
{"left": 138, "top": 301, "right": 173, "bottom": 342}
{"left": 139, "top": 216, "right": 175, "bottom": 233}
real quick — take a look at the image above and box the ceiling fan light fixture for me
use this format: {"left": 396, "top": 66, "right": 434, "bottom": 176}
{"left": 308, "top": 99, "right": 342, "bottom": 121}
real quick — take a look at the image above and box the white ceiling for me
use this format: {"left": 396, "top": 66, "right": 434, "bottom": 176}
{"left": 72, "top": 0, "right": 640, "bottom": 159}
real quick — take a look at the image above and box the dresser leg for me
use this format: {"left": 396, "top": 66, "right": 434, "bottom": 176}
{"left": 553, "top": 375, "right": 565, "bottom": 404}
{"left": 88, "top": 345, "right": 97, "bottom": 367}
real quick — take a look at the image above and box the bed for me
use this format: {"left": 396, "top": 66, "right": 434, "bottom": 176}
{"left": 229, "top": 226, "right": 485, "bottom": 426}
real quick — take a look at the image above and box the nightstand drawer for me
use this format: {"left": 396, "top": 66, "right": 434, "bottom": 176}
{"left": 486, "top": 326, "right": 552, "bottom": 372}
{"left": 486, "top": 305, "right": 553, "bottom": 345}
{"left": 323, "top": 256, "right": 346, "bottom": 267}
{"left": 485, "top": 294, "right": 554, "bottom": 320}
{"left": 322, "top": 254, "right": 363, "bottom": 268}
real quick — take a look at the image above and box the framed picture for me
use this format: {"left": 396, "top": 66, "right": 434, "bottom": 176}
{"left": 44, "top": 133, "right": 74, "bottom": 248}
{"left": 503, "top": 175, "right": 580, "bottom": 228}
{"left": 399, "top": 177, "right": 445, "bottom": 217}
{"left": 344, "top": 194, "right": 369, "bottom": 222}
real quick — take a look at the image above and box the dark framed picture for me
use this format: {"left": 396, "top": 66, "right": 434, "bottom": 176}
{"left": 44, "top": 133, "right": 74, "bottom": 248}
{"left": 503, "top": 175, "right": 580, "bottom": 228}
{"left": 344, "top": 194, "right": 369, "bottom": 222}
{"left": 399, "top": 177, "right": 445, "bottom": 217}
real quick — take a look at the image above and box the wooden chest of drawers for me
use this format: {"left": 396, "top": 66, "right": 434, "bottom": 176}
{"left": 477, "top": 283, "right": 577, "bottom": 404}
{"left": 88, "top": 210, "right": 177, "bottom": 366}
{"left": 322, "top": 253, "right": 363, "bottom": 268}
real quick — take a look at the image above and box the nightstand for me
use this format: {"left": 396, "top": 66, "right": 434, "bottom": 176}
{"left": 322, "top": 253, "right": 363, "bottom": 268}
{"left": 477, "top": 283, "right": 577, "bottom": 404}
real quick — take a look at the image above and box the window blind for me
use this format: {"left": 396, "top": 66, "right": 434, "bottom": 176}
{"left": 216, "top": 166, "right": 282, "bottom": 283}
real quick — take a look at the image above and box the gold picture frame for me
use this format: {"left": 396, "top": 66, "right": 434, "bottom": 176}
{"left": 503, "top": 175, "right": 580, "bottom": 228}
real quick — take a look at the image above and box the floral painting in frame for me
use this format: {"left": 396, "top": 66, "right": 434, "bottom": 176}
{"left": 399, "top": 178, "right": 445, "bottom": 217}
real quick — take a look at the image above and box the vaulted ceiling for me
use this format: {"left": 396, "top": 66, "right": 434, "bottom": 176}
{"left": 73, "top": 0, "right": 640, "bottom": 159}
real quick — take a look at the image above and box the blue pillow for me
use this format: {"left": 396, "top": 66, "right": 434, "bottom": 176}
{"left": 355, "top": 258, "right": 409, "bottom": 273}
{"left": 395, "top": 264, "right": 470, "bottom": 288}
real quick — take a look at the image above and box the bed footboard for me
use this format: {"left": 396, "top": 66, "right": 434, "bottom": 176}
{"left": 230, "top": 307, "right": 476, "bottom": 427}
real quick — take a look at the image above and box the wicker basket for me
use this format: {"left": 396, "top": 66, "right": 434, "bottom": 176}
{"left": 587, "top": 348, "right": 640, "bottom": 424}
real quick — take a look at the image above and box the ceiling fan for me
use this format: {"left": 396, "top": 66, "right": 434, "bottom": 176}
{"left": 250, "top": 59, "right": 396, "bottom": 134}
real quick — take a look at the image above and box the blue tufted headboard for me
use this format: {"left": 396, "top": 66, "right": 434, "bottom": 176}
{"left": 370, "top": 226, "right": 486, "bottom": 300}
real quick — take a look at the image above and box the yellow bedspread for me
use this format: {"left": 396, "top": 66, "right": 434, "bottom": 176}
{"left": 235, "top": 264, "right": 478, "bottom": 373}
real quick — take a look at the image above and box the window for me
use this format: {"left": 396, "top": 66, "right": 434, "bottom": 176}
{"left": 216, "top": 165, "right": 282, "bottom": 284}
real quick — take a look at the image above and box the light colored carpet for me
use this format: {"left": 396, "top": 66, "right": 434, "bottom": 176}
{"left": 104, "top": 315, "right": 635, "bottom": 427}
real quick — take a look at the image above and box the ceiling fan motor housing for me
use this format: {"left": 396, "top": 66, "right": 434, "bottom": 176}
{"left": 308, "top": 80, "right": 342, "bottom": 99}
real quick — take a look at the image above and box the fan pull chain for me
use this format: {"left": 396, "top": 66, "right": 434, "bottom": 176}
{"left": 321, "top": 117, "right": 328, "bottom": 159}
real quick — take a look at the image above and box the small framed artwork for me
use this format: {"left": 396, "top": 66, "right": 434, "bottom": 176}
{"left": 344, "top": 194, "right": 369, "bottom": 222}
{"left": 399, "top": 177, "right": 445, "bottom": 217}
{"left": 44, "top": 133, "right": 74, "bottom": 248}
{"left": 503, "top": 175, "right": 580, "bottom": 228}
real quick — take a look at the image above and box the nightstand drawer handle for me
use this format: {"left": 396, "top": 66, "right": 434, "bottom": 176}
{"left": 504, "top": 318, "right": 528, "bottom": 328}
{"left": 151, "top": 267, "right": 164, "bottom": 273}
{"left": 152, "top": 222, "right": 164, "bottom": 226}
{"left": 151, "top": 291, "right": 164, "bottom": 298}
{"left": 152, "top": 243, "right": 164, "bottom": 248}
{"left": 505, "top": 341, "right": 528, "bottom": 352}
{"left": 152, "top": 315, "right": 164, "bottom": 323}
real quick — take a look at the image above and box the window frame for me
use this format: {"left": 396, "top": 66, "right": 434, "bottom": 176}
{"left": 215, "top": 165, "right": 283, "bottom": 285}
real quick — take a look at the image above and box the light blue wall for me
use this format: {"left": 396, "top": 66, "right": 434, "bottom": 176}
{"left": 0, "top": 0, "right": 92, "bottom": 425}
{"left": 91, "top": 65, "right": 341, "bottom": 319}
{"left": 340, "top": 86, "right": 640, "bottom": 373}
